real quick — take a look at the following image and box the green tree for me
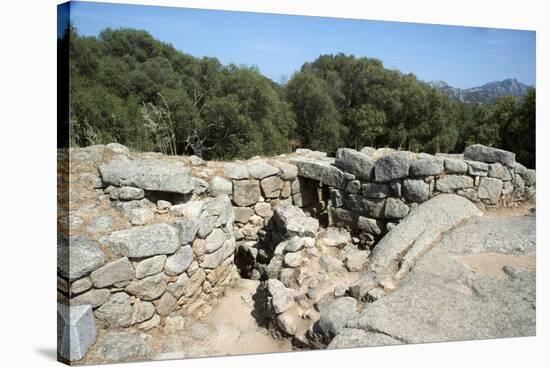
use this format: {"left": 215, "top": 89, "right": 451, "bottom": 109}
{"left": 68, "top": 26, "right": 295, "bottom": 159}
{"left": 66, "top": 26, "right": 535, "bottom": 166}
{"left": 346, "top": 104, "right": 387, "bottom": 149}
{"left": 501, "top": 89, "right": 536, "bottom": 167}
{"left": 285, "top": 71, "right": 343, "bottom": 153}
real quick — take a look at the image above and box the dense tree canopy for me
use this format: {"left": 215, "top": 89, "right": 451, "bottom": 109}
{"left": 63, "top": 26, "right": 536, "bottom": 167}
{"left": 67, "top": 26, "right": 295, "bottom": 160}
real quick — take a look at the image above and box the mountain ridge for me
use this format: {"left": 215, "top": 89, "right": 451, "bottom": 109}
{"left": 428, "top": 78, "right": 533, "bottom": 104}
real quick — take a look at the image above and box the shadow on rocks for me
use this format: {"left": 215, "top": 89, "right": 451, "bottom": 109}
{"left": 250, "top": 283, "right": 272, "bottom": 329}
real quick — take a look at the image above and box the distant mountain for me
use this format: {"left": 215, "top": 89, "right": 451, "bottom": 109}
{"left": 428, "top": 78, "right": 532, "bottom": 104}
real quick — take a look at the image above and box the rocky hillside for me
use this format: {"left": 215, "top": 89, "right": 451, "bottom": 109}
{"left": 429, "top": 78, "right": 532, "bottom": 104}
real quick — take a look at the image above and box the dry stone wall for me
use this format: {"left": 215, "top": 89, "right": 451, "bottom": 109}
{"left": 57, "top": 145, "right": 327, "bottom": 348}
{"left": 292, "top": 144, "right": 535, "bottom": 248}
{"left": 57, "top": 142, "right": 535, "bottom": 360}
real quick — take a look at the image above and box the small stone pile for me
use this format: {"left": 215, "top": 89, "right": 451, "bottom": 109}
{"left": 266, "top": 205, "right": 319, "bottom": 278}
{"left": 258, "top": 205, "right": 372, "bottom": 345}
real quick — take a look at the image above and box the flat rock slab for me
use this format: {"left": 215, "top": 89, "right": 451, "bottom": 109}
{"left": 99, "top": 159, "right": 197, "bottom": 194}
{"left": 292, "top": 157, "right": 345, "bottom": 189}
{"left": 347, "top": 214, "right": 535, "bottom": 344}
{"left": 368, "top": 194, "right": 482, "bottom": 278}
{"left": 96, "top": 331, "right": 152, "bottom": 362}
{"left": 464, "top": 144, "right": 516, "bottom": 168}
{"left": 328, "top": 329, "right": 402, "bottom": 349}
{"left": 99, "top": 223, "right": 179, "bottom": 258}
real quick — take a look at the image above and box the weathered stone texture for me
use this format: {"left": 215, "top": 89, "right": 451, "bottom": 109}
{"left": 464, "top": 144, "right": 516, "bottom": 168}
{"left": 435, "top": 175, "right": 474, "bottom": 193}
{"left": 410, "top": 157, "right": 444, "bottom": 177}
{"left": 232, "top": 180, "right": 261, "bottom": 207}
{"left": 478, "top": 177, "right": 504, "bottom": 204}
{"left": 374, "top": 152, "right": 412, "bottom": 183}
{"left": 335, "top": 148, "right": 375, "bottom": 180}
{"left": 99, "top": 159, "right": 197, "bottom": 194}
{"left": 91, "top": 257, "right": 134, "bottom": 288}
{"left": 292, "top": 157, "right": 346, "bottom": 189}
{"left": 58, "top": 235, "right": 105, "bottom": 280}
{"left": 57, "top": 303, "right": 97, "bottom": 362}
{"left": 100, "top": 223, "right": 179, "bottom": 258}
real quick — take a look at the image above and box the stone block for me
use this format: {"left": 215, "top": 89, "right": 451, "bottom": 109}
{"left": 57, "top": 303, "right": 97, "bottom": 361}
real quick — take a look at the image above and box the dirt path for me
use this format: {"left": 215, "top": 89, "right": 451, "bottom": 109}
{"left": 482, "top": 203, "right": 535, "bottom": 218}
{"left": 153, "top": 279, "right": 293, "bottom": 361}
{"left": 456, "top": 252, "right": 535, "bottom": 279}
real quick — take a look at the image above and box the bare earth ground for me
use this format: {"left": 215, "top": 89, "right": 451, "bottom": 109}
{"left": 155, "top": 278, "right": 293, "bottom": 360}
{"left": 456, "top": 205, "right": 536, "bottom": 279}
{"left": 82, "top": 279, "right": 293, "bottom": 364}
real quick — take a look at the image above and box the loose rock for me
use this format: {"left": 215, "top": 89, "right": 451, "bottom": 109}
{"left": 266, "top": 279, "right": 294, "bottom": 314}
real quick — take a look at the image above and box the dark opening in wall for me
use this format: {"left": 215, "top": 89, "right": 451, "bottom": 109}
{"left": 144, "top": 191, "right": 192, "bottom": 206}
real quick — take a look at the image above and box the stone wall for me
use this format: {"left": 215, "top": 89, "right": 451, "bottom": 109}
{"left": 57, "top": 145, "right": 242, "bottom": 340}
{"left": 292, "top": 144, "right": 536, "bottom": 247}
{"left": 57, "top": 142, "right": 535, "bottom": 359}
{"left": 57, "top": 145, "right": 327, "bottom": 342}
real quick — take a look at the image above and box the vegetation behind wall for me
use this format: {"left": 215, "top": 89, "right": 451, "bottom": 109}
{"left": 61, "top": 26, "right": 536, "bottom": 168}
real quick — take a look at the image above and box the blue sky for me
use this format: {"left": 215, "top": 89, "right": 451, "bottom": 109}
{"left": 67, "top": 1, "right": 536, "bottom": 88}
